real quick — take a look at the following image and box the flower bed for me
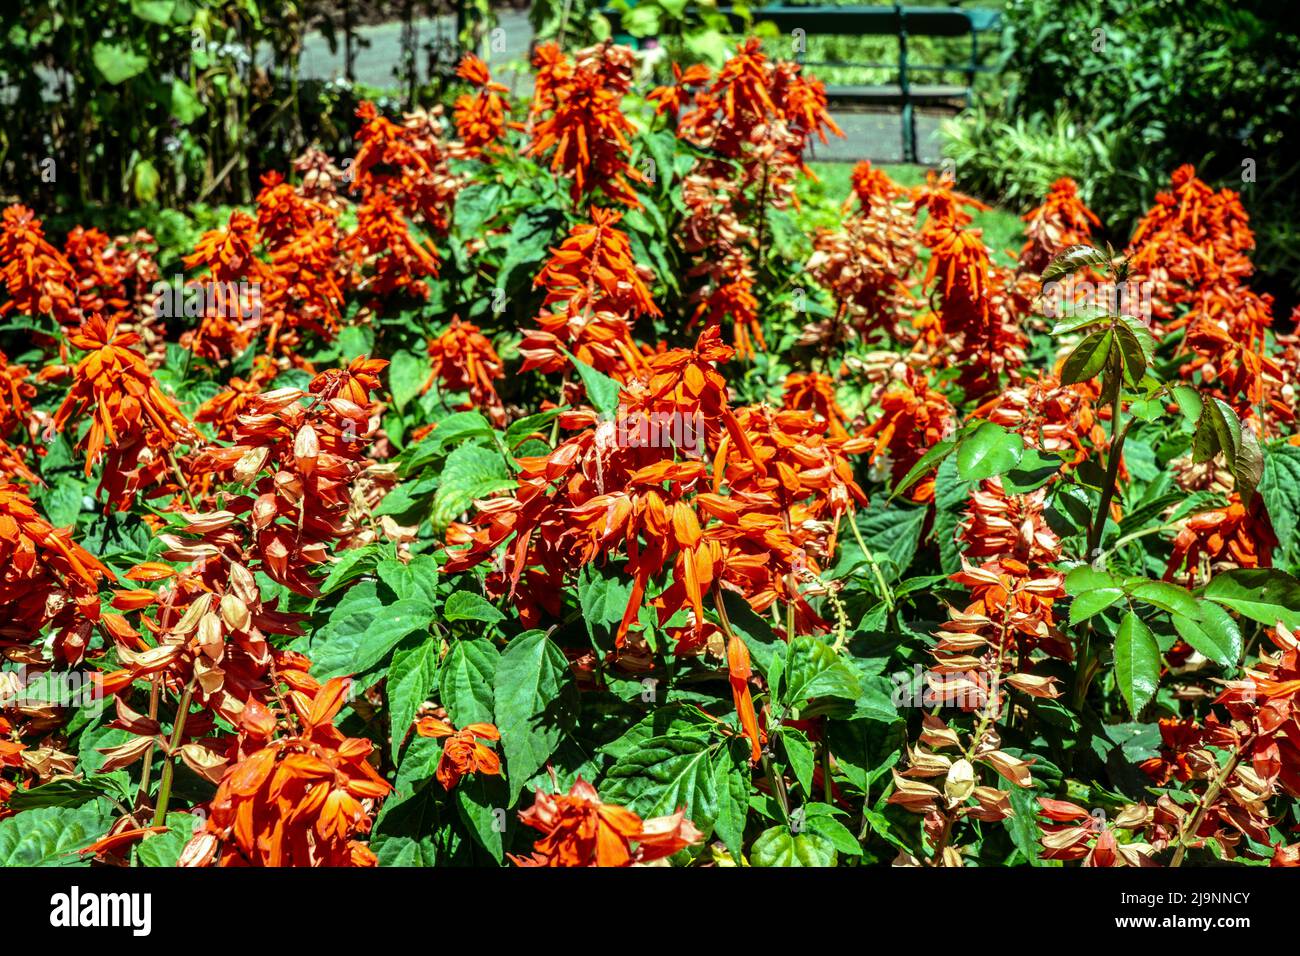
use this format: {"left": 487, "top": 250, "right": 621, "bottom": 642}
{"left": 0, "top": 41, "right": 1298, "bottom": 869}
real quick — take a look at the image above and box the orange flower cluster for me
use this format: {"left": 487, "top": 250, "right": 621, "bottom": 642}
{"left": 922, "top": 389, "right": 1079, "bottom": 722}
{"left": 655, "top": 40, "right": 841, "bottom": 359}
{"left": 452, "top": 54, "right": 517, "bottom": 155}
{"left": 0, "top": 483, "right": 112, "bottom": 663}
{"left": 0, "top": 205, "right": 81, "bottom": 328}
{"left": 715, "top": 403, "right": 869, "bottom": 625}
{"left": 1180, "top": 286, "right": 1287, "bottom": 427}
{"left": 1018, "top": 177, "right": 1101, "bottom": 275}
{"left": 0, "top": 712, "right": 23, "bottom": 819}
{"left": 885, "top": 363, "right": 1100, "bottom": 862}
{"left": 64, "top": 227, "right": 164, "bottom": 356}
{"left": 657, "top": 38, "right": 840, "bottom": 176}
{"left": 181, "top": 678, "right": 391, "bottom": 867}
{"left": 352, "top": 101, "right": 460, "bottom": 234}
{"left": 527, "top": 42, "right": 644, "bottom": 207}
{"left": 858, "top": 365, "right": 955, "bottom": 503}
{"left": 0, "top": 348, "right": 35, "bottom": 436}
{"left": 446, "top": 328, "right": 738, "bottom": 637}
{"left": 414, "top": 717, "right": 501, "bottom": 790}
{"left": 180, "top": 210, "right": 275, "bottom": 361}
{"left": 974, "top": 373, "right": 1104, "bottom": 469}
{"left": 1126, "top": 168, "right": 1293, "bottom": 433}
{"left": 1119, "top": 624, "right": 1300, "bottom": 861}
{"left": 0, "top": 348, "right": 37, "bottom": 484}
{"left": 342, "top": 190, "right": 441, "bottom": 302}
{"left": 255, "top": 173, "right": 345, "bottom": 354}
{"left": 782, "top": 371, "right": 851, "bottom": 440}
{"left": 449, "top": 327, "right": 864, "bottom": 643}
{"left": 1128, "top": 164, "right": 1255, "bottom": 323}
{"left": 447, "top": 328, "right": 866, "bottom": 763}
{"left": 943, "top": 480, "right": 1071, "bottom": 671}
{"left": 50, "top": 314, "right": 194, "bottom": 510}
{"left": 194, "top": 355, "right": 279, "bottom": 441}
{"left": 913, "top": 174, "right": 1028, "bottom": 397}
{"left": 424, "top": 317, "right": 506, "bottom": 426}
{"left": 1036, "top": 798, "right": 1152, "bottom": 866}
{"left": 101, "top": 547, "right": 304, "bottom": 726}
{"left": 808, "top": 168, "right": 919, "bottom": 340}
{"left": 1163, "top": 494, "right": 1277, "bottom": 584}
{"left": 519, "top": 207, "right": 657, "bottom": 382}
{"left": 510, "top": 775, "right": 701, "bottom": 867}
{"left": 340, "top": 101, "right": 460, "bottom": 302}
{"left": 191, "top": 357, "right": 387, "bottom": 595}
{"left": 680, "top": 171, "right": 765, "bottom": 359}
{"left": 887, "top": 710, "right": 1033, "bottom": 866}
{"left": 848, "top": 159, "right": 908, "bottom": 213}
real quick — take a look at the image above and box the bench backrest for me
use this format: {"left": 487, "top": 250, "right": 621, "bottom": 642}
{"left": 716, "top": 5, "right": 999, "bottom": 37}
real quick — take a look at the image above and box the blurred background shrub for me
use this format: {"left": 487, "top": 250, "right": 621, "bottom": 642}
{"left": 945, "top": 0, "right": 1300, "bottom": 307}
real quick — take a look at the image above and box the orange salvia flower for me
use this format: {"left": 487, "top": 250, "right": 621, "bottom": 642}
{"left": 52, "top": 313, "right": 194, "bottom": 510}
{"left": 1019, "top": 177, "right": 1101, "bottom": 274}
{"left": 0, "top": 483, "right": 112, "bottom": 663}
{"left": 521, "top": 207, "right": 658, "bottom": 382}
{"left": 727, "top": 633, "right": 764, "bottom": 764}
{"left": 453, "top": 54, "right": 517, "bottom": 155}
{"left": 181, "top": 678, "right": 391, "bottom": 867}
{"left": 511, "top": 775, "right": 701, "bottom": 867}
{"left": 0, "top": 205, "right": 81, "bottom": 328}
{"left": 415, "top": 717, "right": 502, "bottom": 790}
{"left": 424, "top": 317, "right": 506, "bottom": 426}
{"left": 526, "top": 43, "right": 645, "bottom": 208}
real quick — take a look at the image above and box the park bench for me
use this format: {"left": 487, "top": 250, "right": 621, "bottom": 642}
{"left": 606, "top": 3, "right": 1002, "bottom": 163}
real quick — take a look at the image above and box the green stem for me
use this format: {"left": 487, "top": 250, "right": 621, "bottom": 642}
{"left": 133, "top": 676, "right": 161, "bottom": 820}
{"left": 152, "top": 677, "right": 196, "bottom": 827}
{"left": 1169, "top": 742, "right": 1247, "bottom": 867}
{"left": 1093, "top": 521, "right": 1181, "bottom": 565}
{"left": 848, "top": 515, "right": 895, "bottom": 611}
{"left": 1072, "top": 379, "right": 1133, "bottom": 709}
{"left": 1086, "top": 401, "right": 1130, "bottom": 558}
{"left": 820, "top": 733, "right": 833, "bottom": 804}
{"left": 761, "top": 751, "right": 792, "bottom": 825}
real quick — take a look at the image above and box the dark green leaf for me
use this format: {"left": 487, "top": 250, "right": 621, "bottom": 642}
{"left": 0, "top": 803, "right": 116, "bottom": 866}
{"left": 1048, "top": 306, "right": 1110, "bottom": 336}
{"left": 1059, "top": 327, "right": 1113, "bottom": 385}
{"left": 1112, "top": 321, "right": 1149, "bottom": 386}
{"left": 494, "top": 631, "right": 575, "bottom": 803}
{"left": 565, "top": 351, "right": 622, "bottom": 418}
{"left": 780, "top": 727, "right": 815, "bottom": 797}
{"left": 1002, "top": 448, "right": 1066, "bottom": 494}
{"left": 750, "top": 825, "right": 836, "bottom": 866}
{"left": 1040, "top": 244, "right": 1110, "bottom": 283}
{"left": 312, "top": 595, "right": 433, "bottom": 680}
{"left": 439, "top": 639, "right": 498, "bottom": 726}
{"left": 956, "top": 422, "right": 1025, "bottom": 481}
{"left": 443, "top": 590, "right": 506, "bottom": 624}
{"left": 1128, "top": 580, "right": 1199, "bottom": 618}
{"left": 1114, "top": 611, "right": 1161, "bottom": 717}
{"left": 1171, "top": 602, "right": 1242, "bottom": 670}
{"left": 1069, "top": 588, "right": 1125, "bottom": 624}
{"left": 1205, "top": 569, "right": 1300, "bottom": 630}
{"left": 431, "top": 444, "right": 515, "bottom": 530}
{"left": 888, "top": 439, "right": 955, "bottom": 500}
{"left": 1260, "top": 442, "right": 1300, "bottom": 554}
{"left": 388, "top": 636, "right": 441, "bottom": 761}
{"left": 602, "top": 735, "right": 719, "bottom": 838}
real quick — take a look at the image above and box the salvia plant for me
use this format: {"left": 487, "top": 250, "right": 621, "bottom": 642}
{"left": 0, "top": 41, "right": 1298, "bottom": 870}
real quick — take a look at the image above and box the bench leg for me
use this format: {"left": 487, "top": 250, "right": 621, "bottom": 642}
{"left": 902, "top": 102, "right": 916, "bottom": 164}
